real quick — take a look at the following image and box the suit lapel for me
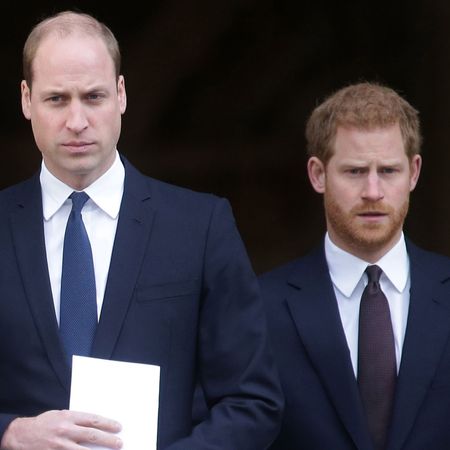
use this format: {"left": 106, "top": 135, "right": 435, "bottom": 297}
{"left": 286, "top": 246, "right": 373, "bottom": 450}
{"left": 91, "top": 160, "right": 155, "bottom": 359}
{"left": 8, "top": 161, "right": 155, "bottom": 389}
{"left": 387, "top": 243, "right": 450, "bottom": 450}
{"left": 9, "top": 175, "right": 71, "bottom": 391}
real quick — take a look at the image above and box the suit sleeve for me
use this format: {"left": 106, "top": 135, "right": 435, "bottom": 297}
{"left": 166, "top": 197, "right": 284, "bottom": 449}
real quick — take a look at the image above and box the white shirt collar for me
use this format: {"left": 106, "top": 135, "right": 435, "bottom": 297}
{"left": 325, "top": 232, "right": 409, "bottom": 297}
{"left": 40, "top": 151, "right": 125, "bottom": 220}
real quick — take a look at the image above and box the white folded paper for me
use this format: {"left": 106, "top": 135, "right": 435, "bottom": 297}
{"left": 70, "top": 355, "right": 160, "bottom": 450}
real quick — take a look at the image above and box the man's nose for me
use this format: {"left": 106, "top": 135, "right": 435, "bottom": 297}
{"left": 361, "top": 172, "right": 384, "bottom": 201}
{"left": 65, "top": 101, "right": 88, "bottom": 133}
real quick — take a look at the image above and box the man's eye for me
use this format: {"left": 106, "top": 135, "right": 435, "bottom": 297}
{"left": 87, "top": 93, "right": 103, "bottom": 101}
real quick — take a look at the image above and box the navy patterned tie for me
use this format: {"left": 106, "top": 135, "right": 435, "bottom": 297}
{"left": 59, "top": 192, "right": 97, "bottom": 364}
{"left": 358, "top": 265, "right": 396, "bottom": 450}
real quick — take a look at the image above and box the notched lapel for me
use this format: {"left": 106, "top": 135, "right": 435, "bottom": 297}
{"left": 10, "top": 177, "right": 70, "bottom": 392}
{"left": 285, "top": 248, "right": 373, "bottom": 450}
{"left": 91, "top": 173, "right": 155, "bottom": 359}
{"left": 387, "top": 249, "right": 450, "bottom": 450}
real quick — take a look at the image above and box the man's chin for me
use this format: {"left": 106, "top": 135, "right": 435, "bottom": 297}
{"left": 350, "top": 228, "right": 397, "bottom": 250}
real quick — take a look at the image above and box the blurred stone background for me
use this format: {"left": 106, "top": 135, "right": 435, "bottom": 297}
{"left": 1, "top": 1, "right": 448, "bottom": 273}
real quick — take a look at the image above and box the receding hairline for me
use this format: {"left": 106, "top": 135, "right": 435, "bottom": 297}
{"left": 23, "top": 11, "right": 121, "bottom": 86}
{"left": 33, "top": 11, "right": 104, "bottom": 34}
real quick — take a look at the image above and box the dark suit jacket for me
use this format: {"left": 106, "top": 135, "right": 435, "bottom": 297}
{"left": 260, "top": 240, "right": 450, "bottom": 450}
{"left": 0, "top": 156, "right": 283, "bottom": 449}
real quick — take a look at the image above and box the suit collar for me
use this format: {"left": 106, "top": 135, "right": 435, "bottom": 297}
{"left": 90, "top": 156, "right": 155, "bottom": 359}
{"left": 286, "top": 244, "right": 373, "bottom": 450}
{"left": 386, "top": 241, "right": 450, "bottom": 450}
{"left": 10, "top": 174, "right": 71, "bottom": 391}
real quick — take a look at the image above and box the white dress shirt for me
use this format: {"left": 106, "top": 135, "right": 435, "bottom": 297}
{"left": 325, "top": 232, "right": 410, "bottom": 377}
{"left": 40, "top": 151, "right": 125, "bottom": 323}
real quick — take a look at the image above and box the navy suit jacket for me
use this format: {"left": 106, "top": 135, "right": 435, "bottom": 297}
{"left": 260, "top": 240, "right": 450, "bottom": 450}
{"left": 0, "top": 156, "right": 283, "bottom": 449}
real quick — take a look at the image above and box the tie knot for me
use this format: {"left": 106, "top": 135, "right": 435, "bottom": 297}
{"left": 70, "top": 191, "right": 89, "bottom": 213}
{"left": 365, "top": 264, "right": 382, "bottom": 283}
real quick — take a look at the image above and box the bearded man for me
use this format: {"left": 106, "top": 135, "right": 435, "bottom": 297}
{"left": 260, "top": 82, "right": 450, "bottom": 450}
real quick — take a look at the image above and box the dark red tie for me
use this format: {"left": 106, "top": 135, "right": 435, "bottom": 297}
{"left": 358, "top": 265, "right": 396, "bottom": 450}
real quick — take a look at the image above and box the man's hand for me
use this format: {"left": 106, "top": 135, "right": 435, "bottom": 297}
{"left": 0, "top": 410, "right": 122, "bottom": 449}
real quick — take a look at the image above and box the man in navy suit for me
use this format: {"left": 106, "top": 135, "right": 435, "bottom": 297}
{"left": 260, "top": 82, "right": 450, "bottom": 449}
{"left": 0, "top": 10, "right": 283, "bottom": 449}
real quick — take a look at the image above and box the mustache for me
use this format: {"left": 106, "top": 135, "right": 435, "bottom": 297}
{"left": 351, "top": 203, "right": 393, "bottom": 215}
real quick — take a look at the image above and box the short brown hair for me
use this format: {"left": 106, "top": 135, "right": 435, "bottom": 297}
{"left": 23, "top": 10, "right": 121, "bottom": 88}
{"left": 305, "top": 82, "right": 422, "bottom": 164}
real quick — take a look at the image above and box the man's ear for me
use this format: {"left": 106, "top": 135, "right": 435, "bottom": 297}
{"left": 307, "top": 156, "right": 326, "bottom": 193}
{"left": 409, "top": 154, "right": 422, "bottom": 192}
{"left": 21, "top": 80, "right": 32, "bottom": 120}
{"left": 117, "top": 75, "right": 127, "bottom": 114}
